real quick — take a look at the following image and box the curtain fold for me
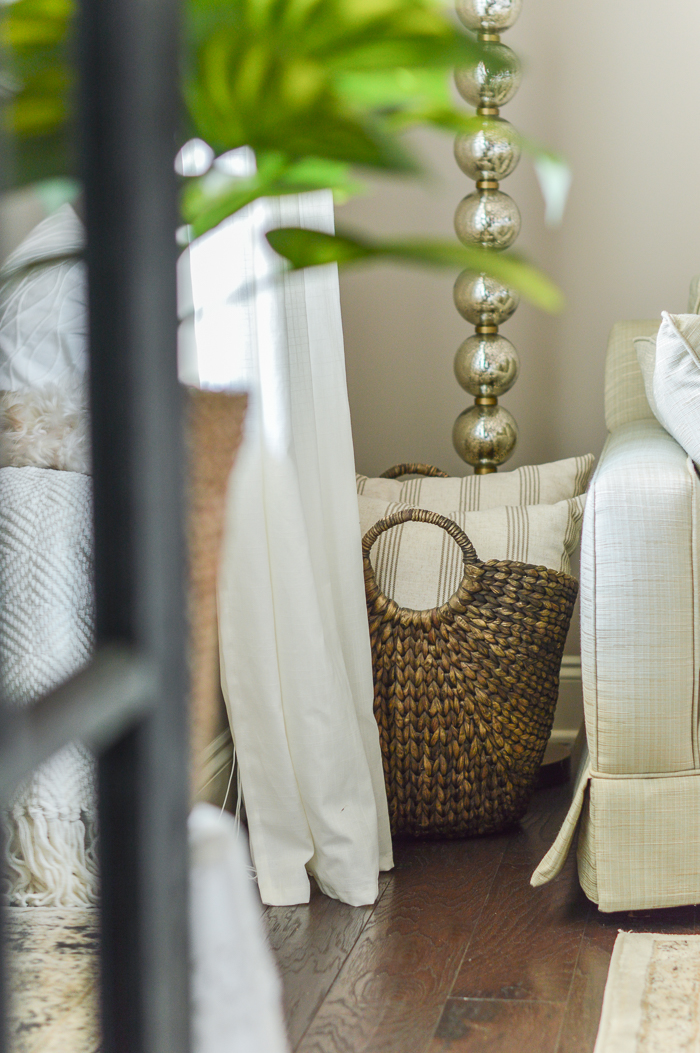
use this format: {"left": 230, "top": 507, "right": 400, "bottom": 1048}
{"left": 190, "top": 180, "right": 391, "bottom": 905}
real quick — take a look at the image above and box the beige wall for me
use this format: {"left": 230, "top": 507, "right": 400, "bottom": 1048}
{"left": 339, "top": 0, "right": 700, "bottom": 479}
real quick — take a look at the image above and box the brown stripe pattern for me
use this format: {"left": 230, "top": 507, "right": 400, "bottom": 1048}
{"left": 371, "top": 500, "right": 405, "bottom": 602}
{"left": 355, "top": 455, "right": 596, "bottom": 513}
{"left": 359, "top": 495, "right": 585, "bottom": 610}
{"left": 505, "top": 505, "right": 529, "bottom": 564}
{"left": 518, "top": 462, "right": 541, "bottom": 506}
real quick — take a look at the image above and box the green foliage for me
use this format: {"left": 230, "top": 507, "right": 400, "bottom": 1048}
{"left": 2, "top": 0, "right": 488, "bottom": 182}
{"left": 0, "top": 0, "right": 563, "bottom": 310}
{"left": 182, "top": 0, "right": 484, "bottom": 167}
{"left": 181, "top": 153, "right": 364, "bottom": 239}
{"left": 1, "top": 0, "right": 75, "bottom": 185}
{"left": 266, "top": 227, "right": 564, "bottom": 312}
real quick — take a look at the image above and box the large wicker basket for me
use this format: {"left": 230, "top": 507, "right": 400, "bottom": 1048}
{"left": 362, "top": 507, "right": 578, "bottom": 838}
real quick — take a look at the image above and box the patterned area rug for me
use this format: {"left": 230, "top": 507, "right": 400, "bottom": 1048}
{"left": 596, "top": 932, "right": 700, "bottom": 1052}
{"left": 5, "top": 908, "right": 99, "bottom": 1053}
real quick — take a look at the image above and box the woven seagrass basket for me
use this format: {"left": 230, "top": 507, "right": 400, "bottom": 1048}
{"left": 362, "top": 506, "right": 578, "bottom": 838}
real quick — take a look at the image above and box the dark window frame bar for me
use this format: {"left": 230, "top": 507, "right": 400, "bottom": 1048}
{"left": 0, "top": 0, "right": 191, "bottom": 1043}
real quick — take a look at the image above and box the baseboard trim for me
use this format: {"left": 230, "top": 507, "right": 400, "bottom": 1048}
{"left": 560, "top": 655, "right": 582, "bottom": 681}
{"left": 549, "top": 728, "right": 580, "bottom": 745}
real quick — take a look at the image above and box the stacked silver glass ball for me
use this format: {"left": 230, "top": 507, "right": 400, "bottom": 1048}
{"left": 452, "top": 0, "right": 523, "bottom": 474}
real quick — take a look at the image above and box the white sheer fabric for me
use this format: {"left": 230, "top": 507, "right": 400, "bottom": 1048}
{"left": 182, "top": 166, "right": 392, "bottom": 905}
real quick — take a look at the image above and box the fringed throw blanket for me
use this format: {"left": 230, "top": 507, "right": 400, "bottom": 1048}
{"left": 0, "top": 465, "right": 96, "bottom": 906}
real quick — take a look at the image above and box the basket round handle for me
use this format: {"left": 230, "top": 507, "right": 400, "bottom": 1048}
{"left": 379, "top": 463, "right": 449, "bottom": 479}
{"left": 362, "top": 507, "right": 479, "bottom": 609}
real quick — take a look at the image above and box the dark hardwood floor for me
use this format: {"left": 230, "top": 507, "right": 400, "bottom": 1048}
{"left": 265, "top": 781, "right": 699, "bottom": 1053}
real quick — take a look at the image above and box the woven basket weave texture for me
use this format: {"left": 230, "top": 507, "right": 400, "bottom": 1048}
{"left": 379, "top": 462, "right": 448, "bottom": 479}
{"left": 363, "top": 506, "right": 578, "bottom": 837}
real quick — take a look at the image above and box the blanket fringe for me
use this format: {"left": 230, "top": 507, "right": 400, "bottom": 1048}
{"left": 5, "top": 807, "right": 98, "bottom": 907}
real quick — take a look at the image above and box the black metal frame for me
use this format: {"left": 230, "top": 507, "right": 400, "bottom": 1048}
{"left": 0, "top": 0, "right": 191, "bottom": 1045}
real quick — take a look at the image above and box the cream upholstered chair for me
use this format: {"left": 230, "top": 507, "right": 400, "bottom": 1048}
{"left": 532, "top": 285, "right": 700, "bottom": 912}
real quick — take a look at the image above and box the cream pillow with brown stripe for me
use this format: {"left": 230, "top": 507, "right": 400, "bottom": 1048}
{"left": 356, "top": 454, "right": 594, "bottom": 512}
{"left": 359, "top": 494, "right": 585, "bottom": 611}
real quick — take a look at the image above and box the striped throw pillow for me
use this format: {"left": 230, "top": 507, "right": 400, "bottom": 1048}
{"left": 359, "top": 495, "right": 585, "bottom": 611}
{"left": 356, "top": 454, "right": 594, "bottom": 511}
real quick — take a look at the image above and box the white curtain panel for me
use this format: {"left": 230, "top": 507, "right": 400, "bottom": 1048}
{"left": 184, "top": 163, "right": 392, "bottom": 906}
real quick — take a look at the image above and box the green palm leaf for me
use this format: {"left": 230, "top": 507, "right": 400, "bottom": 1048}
{"left": 266, "top": 227, "right": 563, "bottom": 312}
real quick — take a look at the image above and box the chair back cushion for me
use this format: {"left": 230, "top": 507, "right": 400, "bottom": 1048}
{"left": 604, "top": 320, "right": 659, "bottom": 432}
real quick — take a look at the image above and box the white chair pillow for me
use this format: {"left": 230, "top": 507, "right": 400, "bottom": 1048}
{"left": 356, "top": 454, "right": 594, "bottom": 512}
{"left": 635, "top": 313, "right": 700, "bottom": 463}
{"left": 358, "top": 494, "right": 585, "bottom": 611}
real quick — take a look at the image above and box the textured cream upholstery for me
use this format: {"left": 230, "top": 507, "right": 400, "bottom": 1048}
{"left": 689, "top": 275, "right": 700, "bottom": 314}
{"left": 604, "top": 320, "right": 658, "bottom": 431}
{"left": 580, "top": 770, "right": 700, "bottom": 911}
{"left": 533, "top": 314, "right": 700, "bottom": 911}
{"left": 582, "top": 422, "right": 700, "bottom": 777}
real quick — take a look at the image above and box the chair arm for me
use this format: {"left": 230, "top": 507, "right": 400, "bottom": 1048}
{"left": 581, "top": 419, "right": 700, "bottom": 775}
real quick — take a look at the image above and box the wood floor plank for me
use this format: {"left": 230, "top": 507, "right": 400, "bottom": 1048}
{"left": 450, "top": 780, "right": 588, "bottom": 1005}
{"left": 265, "top": 881, "right": 381, "bottom": 1049}
{"left": 555, "top": 903, "right": 698, "bottom": 1053}
{"left": 267, "top": 775, "right": 700, "bottom": 1053}
{"left": 391, "top": 829, "right": 513, "bottom": 872}
{"left": 294, "top": 837, "right": 506, "bottom": 1053}
{"left": 428, "top": 998, "right": 564, "bottom": 1053}
{"left": 451, "top": 849, "right": 589, "bottom": 1003}
{"left": 555, "top": 919, "right": 616, "bottom": 1053}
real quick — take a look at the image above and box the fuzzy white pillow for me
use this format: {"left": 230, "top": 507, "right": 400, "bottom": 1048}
{"left": 359, "top": 494, "right": 585, "bottom": 611}
{"left": 0, "top": 383, "right": 91, "bottom": 474}
{"left": 635, "top": 313, "right": 700, "bottom": 463}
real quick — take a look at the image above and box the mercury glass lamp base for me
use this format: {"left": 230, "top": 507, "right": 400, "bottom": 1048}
{"left": 454, "top": 189, "right": 521, "bottom": 250}
{"left": 454, "top": 43, "right": 522, "bottom": 108}
{"left": 454, "top": 118, "right": 521, "bottom": 181}
{"left": 452, "top": 403, "right": 518, "bottom": 470}
{"left": 455, "top": 0, "right": 523, "bottom": 33}
{"left": 454, "top": 332, "right": 519, "bottom": 397}
{"left": 454, "top": 271, "right": 520, "bottom": 326}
